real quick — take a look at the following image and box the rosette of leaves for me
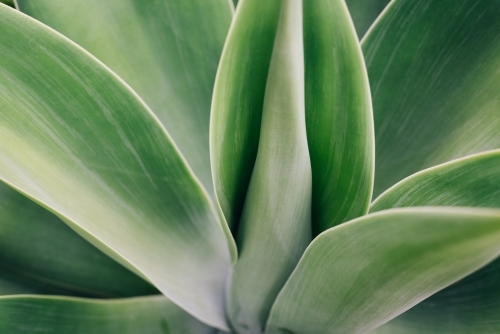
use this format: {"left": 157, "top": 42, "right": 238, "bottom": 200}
{"left": 0, "top": 0, "right": 500, "bottom": 333}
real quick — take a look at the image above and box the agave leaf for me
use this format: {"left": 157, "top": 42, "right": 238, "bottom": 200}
{"left": 226, "top": 0, "right": 312, "bottom": 332}
{"left": 304, "top": 0, "right": 373, "bottom": 234}
{"left": 212, "top": 0, "right": 373, "bottom": 236}
{"left": 344, "top": 0, "right": 391, "bottom": 38}
{"left": 363, "top": 0, "right": 500, "bottom": 197}
{"left": 370, "top": 150, "right": 500, "bottom": 333}
{"left": 15, "top": 0, "right": 233, "bottom": 196}
{"left": 0, "top": 6, "right": 230, "bottom": 329}
{"left": 372, "top": 258, "right": 500, "bottom": 333}
{"left": 0, "top": 182, "right": 157, "bottom": 298}
{"left": 266, "top": 208, "right": 500, "bottom": 334}
{"left": 371, "top": 150, "right": 500, "bottom": 212}
{"left": 0, "top": 295, "right": 216, "bottom": 334}
{"left": 211, "top": 0, "right": 282, "bottom": 231}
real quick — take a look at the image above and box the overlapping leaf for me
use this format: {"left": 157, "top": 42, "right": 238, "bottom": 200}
{"left": 371, "top": 150, "right": 500, "bottom": 333}
{"left": 0, "top": 295, "right": 216, "bottom": 334}
{"left": 0, "top": 6, "right": 230, "bottom": 329}
{"left": 16, "top": 0, "right": 233, "bottom": 196}
{"left": 214, "top": 0, "right": 372, "bottom": 331}
{"left": 363, "top": 0, "right": 500, "bottom": 196}
{"left": 212, "top": 0, "right": 373, "bottom": 235}
{"left": 226, "top": 0, "right": 312, "bottom": 332}
{"left": 0, "top": 182, "right": 157, "bottom": 298}
{"left": 345, "top": 0, "right": 391, "bottom": 38}
{"left": 267, "top": 208, "right": 500, "bottom": 334}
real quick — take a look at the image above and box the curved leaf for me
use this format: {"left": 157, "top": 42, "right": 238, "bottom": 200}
{"left": 212, "top": 0, "right": 373, "bottom": 236}
{"left": 373, "top": 259, "right": 500, "bottom": 333}
{"left": 16, "top": 0, "right": 233, "bottom": 196}
{"left": 371, "top": 150, "right": 500, "bottom": 212}
{"left": 0, "top": 6, "right": 230, "bottom": 329}
{"left": 371, "top": 150, "right": 500, "bottom": 333}
{"left": 304, "top": 0, "right": 373, "bottom": 234}
{"left": 0, "top": 295, "right": 216, "bottom": 334}
{"left": 0, "top": 182, "right": 157, "bottom": 298}
{"left": 211, "top": 0, "right": 282, "bottom": 231}
{"left": 226, "top": 0, "right": 312, "bottom": 332}
{"left": 345, "top": 0, "right": 391, "bottom": 38}
{"left": 266, "top": 208, "right": 500, "bottom": 334}
{"left": 363, "top": 0, "right": 500, "bottom": 196}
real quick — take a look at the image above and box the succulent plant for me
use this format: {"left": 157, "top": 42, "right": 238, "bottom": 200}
{"left": 0, "top": 0, "right": 500, "bottom": 333}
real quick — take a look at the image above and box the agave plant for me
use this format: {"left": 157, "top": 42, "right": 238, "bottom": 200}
{"left": 1, "top": 0, "right": 500, "bottom": 333}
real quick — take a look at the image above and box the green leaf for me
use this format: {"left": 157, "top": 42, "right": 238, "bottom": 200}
{"left": 266, "top": 208, "right": 500, "bottom": 334}
{"left": 226, "top": 0, "right": 312, "bottom": 332}
{"left": 0, "top": 6, "right": 230, "bottom": 329}
{"left": 363, "top": 0, "right": 500, "bottom": 197}
{"left": 370, "top": 150, "right": 500, "bottom": 333}
{"left": 371, "top": 150, "right": 500, "bottom": 212}
{"left": 304, "top": 0, "right": 373, "bottom": 234}
{"left": 211, "top": 0, "right": 282, "bottom": 231}
{"left": 16, "top": 0, "right": 233, "bottom": 196}
{"left": 0, "top": 182, "right": 157, "bottom": 298}
{"left": 373, "top": 259, "right": 500, "bottom": 334}
{"left": 344, "top": 0, "right": 391, "bottom": 38}
{"left": 212, "top": 0, "right": 373, "bottom": 236}
{"left": 0, "top": 295, "right": 216, "bottom": 334}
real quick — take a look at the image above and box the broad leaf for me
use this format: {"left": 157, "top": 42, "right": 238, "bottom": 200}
{"left": 16, "top": 0, "right": 233, "bottom": 196}
{"left": 0, "top": 6, "right": 230, "bottom": 329}
{"left": 0, "top": 295, "right": 216, "bottom": 333}
{"left": 266, "top": 208, "right": 500, "bottom": 334}
{"left": 363, "top": 0, "right": 500, "bottom": 197}
{"left": 371, "top": 150, "right": 500, "bottom": 333}
{"left": 226, "top": 0, "right": 312, "bottom": 332}
{"left": 345, "top": 0, "right": 391, "bottom": 38}
{"left": 0, "top": 182, "right": 157, "bottom": 298}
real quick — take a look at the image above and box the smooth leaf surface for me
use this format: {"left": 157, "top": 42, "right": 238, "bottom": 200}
{"left": 0, "top": 295, "right": 216, "bottom": 334}
{"left": 304, "top": 0, "right": 373, "bottom": 234}
{"left": 0, "top": 6, "right": 230, "bottom": 329}
{"left": 371, "top": 150, "right": 500, "bottom": 212}
{"left": 0, "top": 182, "right": 157, "bottom": 298}
{"left": 212, "top": 0, "right": 373, "bottom": 236}
{"left": 227, "top": 0, "right": 311, "bottom": 332}
{"left": 211, "top": 0, "right": 282, "bottom": 231}
{"left": 345, "top": 0, "right": 391, "bottom": 38}
{"left": 371, "top": 150, "right": 500, "bottom": 333}
{"left": 363, "top": 0, "right": 500, "bottom": 197}
{"left": 16, "top": 0, "right": 233, "bottom": 196}
{"left": 266, "top": 208, "right": 500, "bottom": 334}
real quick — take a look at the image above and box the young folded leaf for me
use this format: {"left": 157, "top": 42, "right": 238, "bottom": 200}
{"left": 0, "top": 6, "right": 230, "bottom": 329}
{"left": 266, "top": 208, "right": 500, "bottom": 334}
{"left": 0, "top": 295, "right": 216, "bottom": 334}
{"left": 0, "top": 182, "right": 157, "bottom": 298}
{"left": 226, "top": 0, "right": 311, "bottom": 332}
{"left": 363, "top": 0, "right": 500, "bottom": 197}
{"left": 211, "top": 0, "right": 282, "bottom": 231}
{"left": 16, "top": 0, "right": 233, "bottom": 196}
{"left": 304, "top": 0, "right": 373, "bottom": 234}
